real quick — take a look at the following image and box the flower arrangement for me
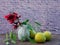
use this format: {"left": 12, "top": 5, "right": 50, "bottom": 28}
{"left": 4, "top": 12, "right": 36, "bottom": 45}
{"left": 4, "top": 12, "right": 52, "bottom": 45}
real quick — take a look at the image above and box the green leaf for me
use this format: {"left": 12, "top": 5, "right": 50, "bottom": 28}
{"left": 11, "top": 40, "right": 16, "bottom": 44}
{"left": 9, "top": 32, "right": 16, "bottom": 41}
{"left": 22, "top": 19, "right": 29, "bottom": 25}
{"left": 5, "top": 33, "right": 10, "bottom": 45}
{"left": 4, "top": 39, "right": 9, "bottom": 42}
{"left": 27, "top": 37, "right": 36, "bottom": 44}
{"left": 9, "top": 32, "right": 17, "bottom": 44}
{"left": 35, "top": 22, "right": 41, "bottom": 26}
{"left": 6, "top": 33, "right": 9, "bottom": 39}
{"left": 9, "top": 32, "right": 13, "bottom": 39}
{"left": 12, "top": 34, "right": 17, "bottom": 41}
{"left": 27, "top": 24, "right": 33, "bottom": 30}
{"left": 25, "top": 19, "right": 29, "bottom": 22}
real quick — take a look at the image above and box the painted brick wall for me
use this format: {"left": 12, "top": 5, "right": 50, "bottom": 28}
{"left": 0, "top": 0, "right": 60, "bottom": 34}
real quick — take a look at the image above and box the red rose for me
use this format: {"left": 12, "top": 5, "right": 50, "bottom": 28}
{"left": 4, "top": 12, "right": 18, "bottom": 24}
{"left": 4, "top": 12, "right": 21, "bottom": 29}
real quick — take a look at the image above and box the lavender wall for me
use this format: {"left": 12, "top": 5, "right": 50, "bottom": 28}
{"left": 0, "top": 0, "right": 60, "bottom": 34}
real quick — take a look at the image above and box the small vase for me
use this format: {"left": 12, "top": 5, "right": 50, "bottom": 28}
{"left": 17, "top": 25, "right": 30, "bottom": 41}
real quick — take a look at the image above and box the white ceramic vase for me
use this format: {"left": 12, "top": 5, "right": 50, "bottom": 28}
{"left": 17, "top": 25, "right": 30, "bottom": 41}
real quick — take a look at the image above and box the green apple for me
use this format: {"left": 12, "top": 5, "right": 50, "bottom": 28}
{"left": 35, "top": 32, "right": 46, "bottom": 43}
{"left": 44, "top": 31, "right": 52, "bottom": 41}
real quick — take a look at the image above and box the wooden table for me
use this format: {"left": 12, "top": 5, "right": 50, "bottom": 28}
{"left": 0, "top": 34, "right": 60, "bottom": 45}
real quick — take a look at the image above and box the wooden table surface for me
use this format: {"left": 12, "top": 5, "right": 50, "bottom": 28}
{"left": 0, "top": 34, "right": 60, "bottom": 45}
